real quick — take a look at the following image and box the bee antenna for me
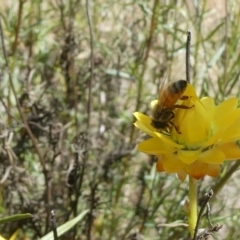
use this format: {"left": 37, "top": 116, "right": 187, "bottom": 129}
{"left": 186, "top": 31, "right": 191, "bottom": 83}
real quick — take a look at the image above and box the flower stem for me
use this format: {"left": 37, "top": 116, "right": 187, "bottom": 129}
{"left": 188, "top": 176, "right": 198, "bottom": 237}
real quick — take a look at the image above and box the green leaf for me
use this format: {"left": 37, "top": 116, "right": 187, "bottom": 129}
{"left": 0, "top": 213, "right": 32, "bottom": 224}
{"left": 40, "top": 210, "right": 89, "bottom": 240}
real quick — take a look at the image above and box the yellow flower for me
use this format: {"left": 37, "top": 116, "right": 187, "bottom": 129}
{"left": 134, "top": 83, "right": 240, "bottom": 181}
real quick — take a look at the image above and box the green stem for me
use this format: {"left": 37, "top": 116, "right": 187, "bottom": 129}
{"left": 0, "top": 213, "right": 32, "bottom": 224}
{"left": 188, "top": 176, "right": 198, "bottom": 237}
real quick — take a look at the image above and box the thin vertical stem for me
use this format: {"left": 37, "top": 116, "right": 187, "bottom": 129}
{"left": 86, "top": 0, "right": 94, "bottom": 131}
{"left": 12, "top": 0, "right": 24, "bottom": 55}
{"left": 193, "top": 190, "right": 214, "bottom": 240}
{"left": 186, "top": 31, "right": 191, "bottom": 83}
{"left": 50, "top": 210, "right": 58, "bottom": 240}
{"left": 223, "top": 0, "right": 229, "bottom": 91}
{"left": 188, "top": 176, "right": 198, "bottom": 237}
{"left": 86, "top": 4, "right": 94, "bottom": 239}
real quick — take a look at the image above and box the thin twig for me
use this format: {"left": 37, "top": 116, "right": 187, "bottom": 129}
{"left": 186, "top": 31, "right": 191, "bottom": 83}
{"left": 12, "top": 0, "right": 24, "bottom": 55}
{"left": 50, "top": 210, "right": 58, "bottom": 240}
{"left": 193, "top": 190, "right": 213, "bottom": 240}
{"left": 206, "top": 201, "right": 213, "bottom": 227}
{"left": 86, "top": 0, "right": 94, "bottom": 130}
{"left": 196, "top": 223, "right": 223, "bottom": 240}
{"left": 129, "top": 0, "right": 159, "bottom": 143}
{"left": 0, "top": 17, "right": 47, "bottom": 173}
{"left": 57, "top": 0, "right": 66, "bottom": 31}
{"left": 85, "top": 1, "right": 94, "bottom": 238}
{"left": 143, "top": 0, "right": 158, "bottom": 62}
{"left": 223, "top": 0, "right": 229, "bottom": 92}
{"left": 86, "top": 182, "right": 98, "bottom": 240}
{"left": 0, "top": 16, "right": 51, "bottom": 233}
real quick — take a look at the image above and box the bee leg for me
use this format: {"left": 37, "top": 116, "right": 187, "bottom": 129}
{"left": 171, "top": 104, "right": 194, "bottom": 110}
{"left": 168, "top": 113, "right": 181, "bottom": 134}
{"left": 175, "top": 126, "right": 181, "bottom": 134}
{"left": 180, "top": 95, "right": 190, "bottom": 100}
{"left": 173, "top": 123, "right": 181, "bottom": 134}
{"left": 180, "top": 95, "right": 194, "bottom": 109}
{"left": 168, "top": 120, "right": 181, "bottom": 134}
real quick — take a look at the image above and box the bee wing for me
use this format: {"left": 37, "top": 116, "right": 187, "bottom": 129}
{"left": 158, "top": 78, "right": 168, "bottom": 110}
{"left": 160, "top": 79, "right": 188, "bottom": 109}
{"left": 158, "top": 78, "right": 167, "bottom": 100}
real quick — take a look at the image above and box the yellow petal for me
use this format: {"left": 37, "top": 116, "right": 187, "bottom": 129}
{"left": 155, "top": 132, "right": 183, "bottom": 149}
{"left": 185, "top": 161, "right": 208, "bottom": 180}
{"left": 156, "top": 156, "right": 165, "bottom": 172}
{"left": 183, "top": 83, "right": 198, "bottom": 98}
{"left": 133, "top": 112, "right": 157, "bottom": 137}
{"left": 177, "top": 170, "right": 187, "bottom": 182}
{"left": 206, "top": 164, "right": 220, "bottom": 178}
{"left": 210, "top": 98, "right": 238, "bottom": 121}
{"left": 202, "top": 130, "right": 223, "bottom": 147}
{"left": 200, "top": 97, "right": 215, "bottom": 111}
{"left": 177, "top": 149, "right": 201, "bottom": 164}
{"left": 161, "top": 153, "right": 186, "bottom": 173}
{"left": 133, "top": 112, "right": 153, "bottom": 127}
{"left": 156, "top": 157, "right": 165, "bottom": 172}
{"left": 138, "top": 138, "right": 171, "bottom": 155}
{"left": 173, "top": 98, "right": 211, "bottom": 146}
{"left": 9, "top": 229, "right": 20, "bottom": 240}
{"left": 219, "top": 117, "right": 240, "bottom": 143}
{"left": 134, "top": 120, "right": 156, "bottom": 137}
{"left": 198, "top": 145, "right": 225, "bottom": 164}
{"left": 220, "top": 142, "right": 240, "bottom": 160}
{"left": 212, "top": 108, "right": 240, "bottom": 132}
{"left": 133, "top": 112, "right": 151, "bottom": 122}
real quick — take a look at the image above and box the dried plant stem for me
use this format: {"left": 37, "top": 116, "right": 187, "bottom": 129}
{"left": 193, "top": 190, "right": 214, "bottom": 240}
{"left": 86, "top": 0, "right": 94, "bottom": 131}
{"left": 223, "top": 0, "right": 229, "bottom": 90}
{"left": 186, "top": 31, "right": 191, "bottom": 83}
{"left": 50, "top": 210, "right": 58, "bottom": 240}
{"left": 12, "top": 0, "right": 24, "bottom": 55}
{"left": 0, "top": 16, "right": 50, "bottom": 231}
{"left": 0, "top": 17, "right": 47, "bottom": 174}
{"left": 129, "top": 0, "right": 159, "bottom": 143}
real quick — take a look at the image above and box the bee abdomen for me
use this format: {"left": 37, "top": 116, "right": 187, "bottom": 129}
{"left": 169, "top": 80, "right": 187, "bottom": 94}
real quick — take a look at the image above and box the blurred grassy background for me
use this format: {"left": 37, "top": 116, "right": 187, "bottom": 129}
{"left": 0, "top": 0, "right": 240, "bottom": 239}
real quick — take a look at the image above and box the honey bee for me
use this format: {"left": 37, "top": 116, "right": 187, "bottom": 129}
{"left": 151, "top": 79, "right": 192, "bottom": 134}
